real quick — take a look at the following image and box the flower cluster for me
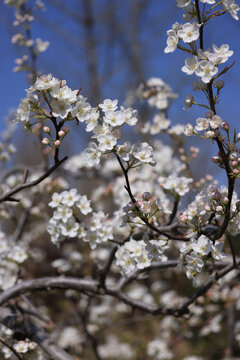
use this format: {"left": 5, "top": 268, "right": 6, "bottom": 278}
{"left": 13, "top": 339, "right": 37, "bottom": 354}
{"left": 138, "top": 77, "right": 178, "bottom": 110}
{"left": 158, "top": 175, "right": 193, "bottom": 197}
{"left": 165, "top": 1, "right": 236, "bottom": 87}
{"left": 5, "top": 0, "right": 48, "bottom": 75}
{"left": 180, "top": 235, "right": 227, "bottom": 285}
{"left": 48, "top": 189, "right": 113, "bottom": 249}
{"left": 185, "top": 111, "right": 223, "bottom": 138}
{"left": 115, "top": 235, "right": 168, "bottom": 275}
{"left": 179, "top": 183, "right": 240, "bottom": 233}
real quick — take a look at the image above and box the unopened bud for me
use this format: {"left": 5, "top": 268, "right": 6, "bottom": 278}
{"left": 221, "top": 196, "right": 229, "bottom": 205}
{"left": 232, "top": 160, "right": 238, "bottom": 168}
{"left": 149, "top": 160, "right": 156, "bottom": 167}
{"left": 179, "top": 214, "right": 188, "bottom": 223}
{"left": 43, "top": 126, "right": 50, "bottom": 133}
{"left": 184, "top": 95, "right": 194, "bottom": 110}
{"left": 54, "top": 140, "right": 61, "bottom": 147}
{"left": 142, "top": 192, "right": 151, "bottom": 201}
{"left": 58, "top": 130, "right": 65, "bottom": 137}
{"left": 214, "top": 80, "right": 225, "bottom": 90}
{"left": 233, "top": 168, "right": 239, "bottom": 175}
{"left": 221, "top": 122, "right": 229, "bottom": 131}
{"left": 216, "top": 205, "right": 223, "bottom": 213}
{"left": 205, "top": 174, "right": 213, "bottom": 182}
{"left": 42, "top": 137, "right": 49, "bottom": 145}
{"left": 205, "top": 205, "right": 211, "bottom": 212}
{"left": 180, "top": 155, "right": 187, "bottom": 162}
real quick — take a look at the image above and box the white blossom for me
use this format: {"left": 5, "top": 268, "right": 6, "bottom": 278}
{"left": 177, "top": 22, "right": 200, "bottom": 43}
{"left": 182, "top": 56, "right": 199, "bottom": 75}
{"left": 195, "top": 60, "right": 218, "bottom": 83}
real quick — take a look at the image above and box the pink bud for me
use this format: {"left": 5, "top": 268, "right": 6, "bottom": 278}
{"left": 221, "top": 122, "right": 229, "bottom": 131}
{"left": 58, "top": 130, "right": 65, "bottom": 137}
{"left": 180, "top": 155, "right": 187, "bottom": 162}
{"left": 54, "top": 140, "right": 61, "bottom": 147}
{"left": 233, "top": 169, "right": 239, "bottom": 175}
{"left": 221, "top": 196, "right": 229, "bottom": 205}
{"left": 232, "top": 161, "right": 238, "bottom": 168}
{"left": 179, "top": 214, "right": 187, "bottom": 223}
{"left": 205, "top": 174, "right": 213, "bottom": 182}
{"left": 43, "top": 126, "right": 50, "bottom": 133}
{"left": 42, "top": 137, "right": 49, "bottom": 145}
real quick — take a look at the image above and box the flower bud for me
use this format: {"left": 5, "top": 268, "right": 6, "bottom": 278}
{"left": 54, "top": 140, "right": 61, "bottom": 147}
{"left": 183, "top": 95, "right": 194, "bottom": 110}
{"left": 238, "top": 132, "right": 240, "bottom": 140}
{"left": 142, "top": 192, "right": 151, "bottom": 201}
{"left": 58, "top": 130, "right": 65, "bottom": 137}
{"left": 179, "top": 214, "right": 188, "bottom": 223}
{"left": 232, "top": 160, "right": 238, "bottom": 168}
{"left": 43, "top": 126, "right": 50, "bottom": 133}
{"left": 233, "top": 168, "right": 239, "bottom": 175}
{"left": 149, "top": 160, "right": 156, "bottom": 167}
{"left": 221, "top": 196, "right": 229, "bottom": 205}
{"left": 214, "top": 80, "right": 225, "bottom": 90}
{"left": 42, "top": 137, "right": 49, "bottom": 145}
{"left": 205, "top": 174, "right": 213, "bottom": 182}
{"left": 216, "top": 205, "right": 223, "bottom": 213}
{"left": 221, "top": 122, "right": 229, "bottom": 131}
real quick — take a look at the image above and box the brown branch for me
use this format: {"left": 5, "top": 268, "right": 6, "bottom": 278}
{"left": 98, "top": 245, "right": 118, "bottom": 288}
{"left": 0, "top": 277, "right": 98, "bottom": 306}
{"left": 0, "top": 156, "right": 68, "bottom": 203}
{"left": 194, "top": 0, "right": 235, "bottom": 241}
